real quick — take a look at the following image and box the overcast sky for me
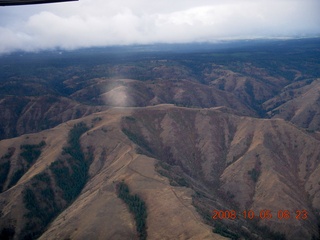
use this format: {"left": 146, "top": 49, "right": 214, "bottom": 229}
{"left": 0, "top": 0, "right": 319, "bottom": 54}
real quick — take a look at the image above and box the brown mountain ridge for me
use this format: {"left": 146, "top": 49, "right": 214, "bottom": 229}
{"left": 1, "top": 39, "right": 320, "bottom": 240}
{"left": 0, "top": 105, "right": 319, "bottom": 240}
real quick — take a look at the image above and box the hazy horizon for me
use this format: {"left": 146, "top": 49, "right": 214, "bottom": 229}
{"left": 0, "top": 0, "right": 319, "bottom": 54}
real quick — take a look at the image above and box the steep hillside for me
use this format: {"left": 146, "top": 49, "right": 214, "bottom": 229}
{"left": 69, "top": 77, "right": 255, "bottom": 115}
{"left": 120, "top": 105, "right": 320, "bottom": 240}
{"left": 204, "top": 63, "right": 289, "bottom": 115}
{"left": 264, "top": 78, "right": 320, "bottom": 130}
{"left": 0, "top": 106, "right": 319, "bottom": 240}
{"left": 0, "top": 95, "right": 106, "bottom": 140}
{"left": 0, "top": 107, "right": 227, "bottom": 240}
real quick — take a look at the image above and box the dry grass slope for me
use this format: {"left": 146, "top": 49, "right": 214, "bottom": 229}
{"left": 0, "top": 105, "right": 319, "bottom": 239}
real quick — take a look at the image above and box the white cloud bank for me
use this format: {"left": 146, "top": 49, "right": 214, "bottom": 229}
{"left": 0, "top": 0, "right": 319, "bottom": 53}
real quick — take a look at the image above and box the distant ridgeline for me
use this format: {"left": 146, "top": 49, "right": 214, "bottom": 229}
{"left": 0, "top": 38, "right": 320, "bottom": 140}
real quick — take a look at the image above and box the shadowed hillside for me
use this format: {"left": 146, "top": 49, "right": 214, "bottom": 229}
{"left": 264, "top": 78, "right": 320, "bottom": 130}
{"left": 0, "top": 95, "right": 106, "bottom": 140}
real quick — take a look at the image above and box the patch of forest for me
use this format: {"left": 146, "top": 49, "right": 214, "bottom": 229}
{"left": 19, "top": 122, "right": 92, "bottom": 240}
{"left": 8, "top": 141, "right": 46, "bottom": 190}
{"left": 117, "top": 181, "right": 147, "bottom": 240}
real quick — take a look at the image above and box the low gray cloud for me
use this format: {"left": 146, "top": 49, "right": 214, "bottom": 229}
{"left": 0, "top": 0, "right": 319, "bottom": 54}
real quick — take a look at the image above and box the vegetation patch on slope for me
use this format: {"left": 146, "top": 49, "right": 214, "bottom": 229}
{"left": 50, "top": 122, "right": 92, "bottom": 202}
{"left": 19, "top": 122, "right": 92, "bottom": 239}
{"left": 0, "top": 147, "right": 15, "bottom": 192}
{"left": 248, "top": 168, "right": 260, "bottom": 182}
{"left": 117, "top": 181, "right": 147, "bottom": 240}
{"left": 0, "top": 225, "right": 15, "bottom": 240}
{"left": 121, "top": 128, "right": 153, "bottom": 154}
{"left": 8, "top": 141, "right": 46, "bottom": 189}
{"left": 155, "top": 161, "right": 190, "bottom": 187}
{"left": 20, "top": 141, "right": 46, "bottom": 164}
{"left": 22, "top": 179, "right": 58, "bottom": 240}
